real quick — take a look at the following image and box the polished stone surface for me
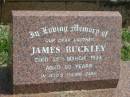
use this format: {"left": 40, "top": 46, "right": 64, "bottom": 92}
{"left": 0, "top": 61, "right": 130, "bottom": 97}
{"left": 12, "top": 11, "right": 121, "bottom": 93}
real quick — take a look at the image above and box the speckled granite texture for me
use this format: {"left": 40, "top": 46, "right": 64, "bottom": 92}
{"left": 1, "top": 61, "right": 130, "bottom": 97}
{"left": 12, "top": 11, "right": 122, "bottom": 93}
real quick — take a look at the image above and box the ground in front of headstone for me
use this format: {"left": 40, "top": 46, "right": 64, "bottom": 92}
{"left": 114, "top": 61, "right": 130, "bottom": 97}
{"left": 0, "top": 88, "right": 115, "bottom": 97}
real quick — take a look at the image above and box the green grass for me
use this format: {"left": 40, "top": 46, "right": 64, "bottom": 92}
{"left": 0, "top": 25, "right": 9, "bottom": 65}
{"left": 0, "top": 25, "right": 130, "bottom": 65}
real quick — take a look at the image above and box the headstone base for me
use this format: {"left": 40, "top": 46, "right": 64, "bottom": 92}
{"left": 13, "top": 80, "right": 118, "bottom": 94}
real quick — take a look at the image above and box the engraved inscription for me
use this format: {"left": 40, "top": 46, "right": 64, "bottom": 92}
{"left": 28, "top": 24, "right": 109, "bottom": 80}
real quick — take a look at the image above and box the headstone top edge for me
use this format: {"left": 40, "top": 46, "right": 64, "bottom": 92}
{"left": 12, "top": 11, "right": 121, "bottom": 17}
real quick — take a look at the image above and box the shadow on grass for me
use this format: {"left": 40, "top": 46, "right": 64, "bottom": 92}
{"left": 0, "top": 66, "right": 12, "bottom": 94}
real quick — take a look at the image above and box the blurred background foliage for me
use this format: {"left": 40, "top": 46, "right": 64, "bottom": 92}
{"left": 0, "top": 25, "right": 130, "bottom": 66}
{"left": 0, "top": 25, "right": 9, "bottom": 66}
{"left": 121, "top": 28, "right": 130, "bottom": 61}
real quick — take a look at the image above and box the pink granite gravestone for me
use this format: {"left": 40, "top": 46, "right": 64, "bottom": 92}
{"left": 12, "top": 11, "right": 122, "bottom": 94}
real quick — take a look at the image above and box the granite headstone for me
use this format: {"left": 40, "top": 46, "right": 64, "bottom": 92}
{"left": 12, "top": 11, "right": 122, "bottom": 93}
